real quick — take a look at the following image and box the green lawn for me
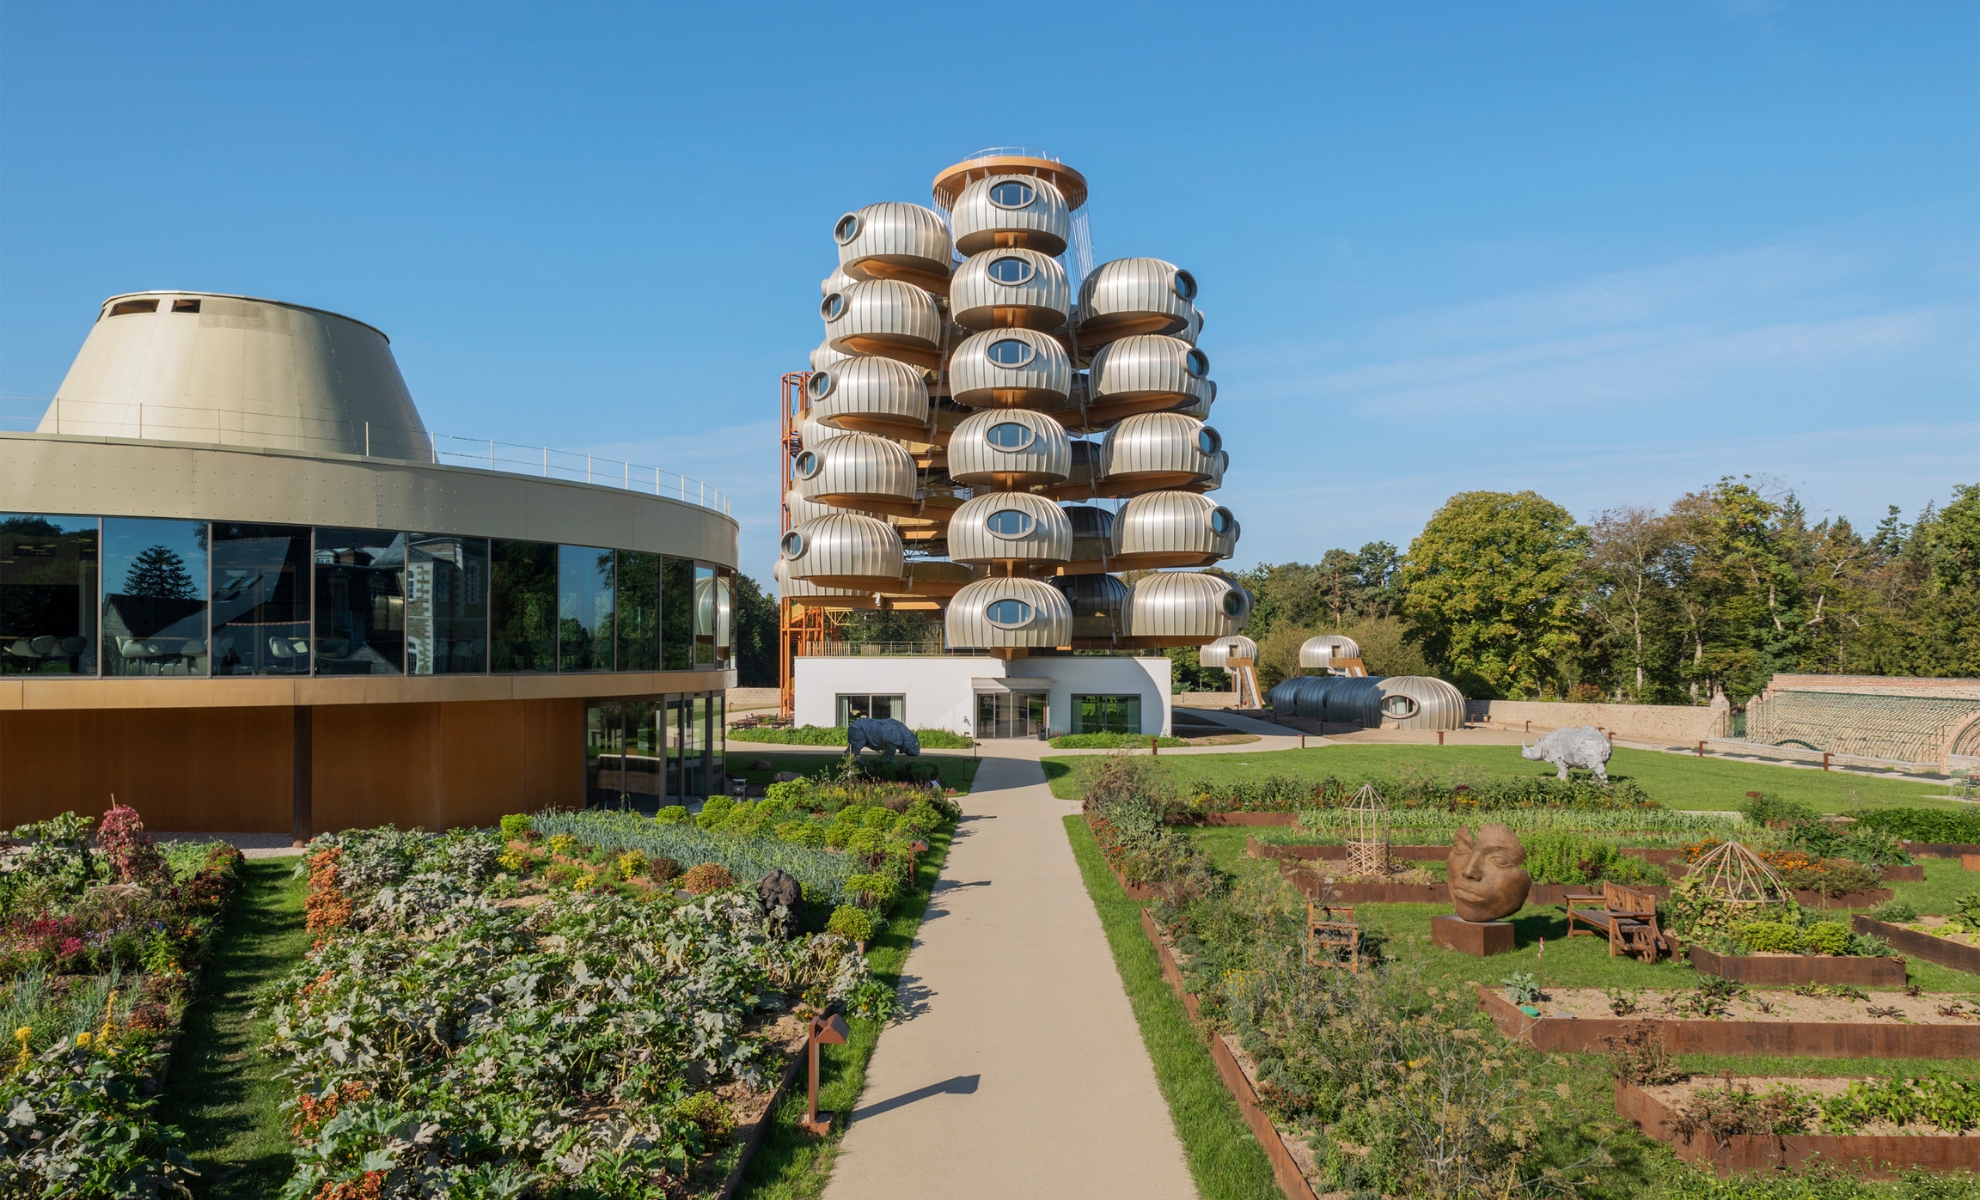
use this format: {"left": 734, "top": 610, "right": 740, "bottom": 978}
{"left": 1042, "top": 744, "right": 1958, "bottom": 812}
{"left": 725, "top": 750, "right": 983, "bottom": 793}
{"left": 736, "top": 814, "right": 956, "bottom": 1199}
{"left": 1061, "top": 816, "right": 1282, "bottom": 1200}
{"left": 165, "top": 856, "right": 312, "bottom": 1200}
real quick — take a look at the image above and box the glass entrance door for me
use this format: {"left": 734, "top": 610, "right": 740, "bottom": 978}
{"left": 975, "top": 692, "right": 1045, "bottom": 739}
{"left": 587, "top": 700, "right": 661, "bottom": 810}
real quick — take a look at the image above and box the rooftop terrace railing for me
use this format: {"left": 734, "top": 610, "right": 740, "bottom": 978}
{"left": 1, "top": 396, "right": 732, "bottom": 515}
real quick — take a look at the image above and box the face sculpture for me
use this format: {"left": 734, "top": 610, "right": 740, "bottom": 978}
{"left": 1448, "top": 824, "right": 1532, "bottom": 923}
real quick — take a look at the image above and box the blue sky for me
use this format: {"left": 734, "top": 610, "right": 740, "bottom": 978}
{"left": 3, "top": 3, "right": 1975, "bottom": 584}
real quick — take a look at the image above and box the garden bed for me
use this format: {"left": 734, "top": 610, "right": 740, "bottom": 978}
{"left": 1140, "top": 910, "right": 1321, "bottom": 1200}
{"left": 1475, "top": 985, "right": 1980, "bottom": 1058}
{"left": 1854, "top": 915, "right": 1980, "bottom": 977}
{"left": 1686, "top": 945, "right": 1906, "bottom": 986}
{"left": 1614, "top": 1076, "right": 1980, "bottom": 1177}
{"left": 1275, "top": 859, "right": 1669, "bottom": 907}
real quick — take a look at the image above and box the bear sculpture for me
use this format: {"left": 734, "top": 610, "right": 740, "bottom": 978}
{"left": 846, "top": 717, "right": 921, "bottom": 761}
{"left": 757, "top": 870, "right": 801, "bottom": 939}
{"left": 1520, "top": 725, "right": 1611, "bottom": 782}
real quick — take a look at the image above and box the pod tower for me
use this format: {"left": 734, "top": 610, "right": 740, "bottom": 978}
{"left": 778, "top": 149, "right": 1250, "bottom": 715}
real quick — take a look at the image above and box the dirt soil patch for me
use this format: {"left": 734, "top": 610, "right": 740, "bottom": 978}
{"left": 1541, "top": 987, "right": 1979, "bottom": 1025}
{"left": 1636, "top": 1076, "right": 1980, "bottom": 1138}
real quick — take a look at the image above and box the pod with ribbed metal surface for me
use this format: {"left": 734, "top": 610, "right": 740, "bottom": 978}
{"left": 1099, "top": 412, "right": 1222, "bottom": 491}
{"left": 794, "top": 431, "right": 920, "bottom": 517}
{"left": 1182, "top": 450, "right": 1229, "bottom": 494}
{"left": 811, "top": 339, "right": 859, "bottom": 373}
{"left": 947, "top": 409, "right": 1070, "bottom": 488}
{"left": 834, "top": 202, "right": 953, "bottom": 293}
{"left": 1086, "top": 335, "right": 1211, "bottom": 424}
{"left": 1177, "top": 306, "right": 1205, "bottom": 346}
{"left": 780, "top": 513, "right": 905, "bottom": 589}
{"left": 1058, "top": 504, "right": 1115, "bottom": 572}
{"left": 945, "top": 493, "right": 1071, "bottom": 566}
{"left": 950, "top": 249, "right": 1070, "bottom": 333}
{"left": 1300, "top": 634, "right": 1363, "bottom": 670}
{"left": 784, "top": 487, "right": 835, "bottom": 527}
{"left": 948, "top": 329, "right": 1071, "bottom": 409}
{"left": 1118, "top": 571, "right": 1249, "bottom": 648}
{"left": 951, "top": 173, "right": 1072, "bottom": 257}
{"left": 1074, "top": 257, "right": 1198, "bottom": 347}
{"left": 795, "top": 413, "right": 841, "bottom": 451}
{"left": 822, "top": 279, "right": 945, "bottom": 369}
{"left": 821, "top": 266, "right": 859, "bottom": 298}
{"left": 1172, "top": 378, "right": 1215, "bottom": 422}
{"left": 1358, "top": 676, "right": 1467, "bottom": 731}
{"left": 1052, "top": 572, "right": 1129, "bottom": 643}
{"left": 944, "top": 576, "right": 1072, "bottom": 649}
{"left": 807, "top": 357, "right": 931, "bottom": 438}
{"left": 775, "top": 556, "right": 875, "bottom": 607}
{"left": 1320, "top": 676, "right": 1385, "bottom": 725}
{"left": 1110, "top": 490, "right": 1238, "bottom": 569}
{"left": 1198, "top": 634, "right": 1259, "bottom": 670}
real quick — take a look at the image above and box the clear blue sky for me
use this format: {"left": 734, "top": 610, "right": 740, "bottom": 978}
{"left": 3, "top": 3, "right": 1975, "bottom": 585}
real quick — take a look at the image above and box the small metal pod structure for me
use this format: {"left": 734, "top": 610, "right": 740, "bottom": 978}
{"left": 1177, "top": 306, "right": 1205, "bottom": 346}
{"left": 946, "top": 408, "right": 1070, "bottom": 488}
{"left": 793, "top": 431, "right": 920, "bottom": 517}
{"left": 1361, "top": 676, "right": 1467, "bottom": 731}
{"left": 950, "top": 249, "right": 1071, "bottom": 333}
{"left": 1086, "top": 335, "right": 1210, "bottom": 425}
{"left": 1110, "top": 490, "right": 1238, "bottom": 569}
{"left": 1300, "top": 634, "right": 1363, "bottom": 670}
{"left": 795, "top": 413, "right": 840, "bottom": 451}
{"left": 780, "top": 512, "right": 906, "bottom": 589}
{"left": 1172, "top": 378, "right": 1215, "bottom": 422}
{"left": 1051, "top": 571, "right": 1130, "bottom": 643}
{"left": 1074, "top": 257, "right": 1198, "bottom": 347}
{"left": 1118, "top": 571, "right": 1250, "bottom": 648}
{"left": 811, "top": 339, "right": 859, "bottom": 373}
{"left": 834, "top": 202, "right": 954, "bottom": 293}
{"left": 1319, "top": 676, "right": 1386, "bottom": 725}
{"left": 1100, "top": 412, "right": 1223, "bottom": 491}
{"left": 1031, "top": 438, "right": 1102, "bottom": 501}
{"left": 784, "top": 487, "right": 835, "bottom": 527}
{"left": 1198, "top": 634, "right": 1259, "bottom": 670}
{"left": 774, "top": 556, "right": 875, "bottom": 607}
{"left": 807, "top": 357, "right": 931, "bottom": 438}
{"left": 1267, "top": 673, "right": 1335, "bottom": 717}
{"left": 822, "top": 280, "right": 945, "bottom": 369}
{"left": 944, "top": 492, "right": 1072, "bottom": 566}
{"left": 1183, "top": 450, "right": 1230, "bottom": 495}
{"left": 1059, "top": 503, "right": 1115, "bottom": 572}
{"left": 948, "top": 329, "right": 1072, "bottom": 409}
{"left": 950, "top": 173, "right": 1072, "bottom": 257}
{"left": 944, "top": 576, "right": 1073, "bottom": 650}
{"left": 820, "top": 266, "right": 858, "bottom": 298}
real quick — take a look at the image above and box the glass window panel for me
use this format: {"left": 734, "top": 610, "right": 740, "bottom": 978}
{"left": 708, "top": 692, "right": 724, "bottom": 791}
{"left": 1, "top": 514, "right": 98, "bottom": 676}
{"left": 715, "top": 568, "right": 733, "bottom": 666}
{"left": 313, "top": 528, "right": 406, "bottom": 675}
{"left": 661, "top": 556, "right": 693, "bottom": 670}
{"left": 407, "top": 534, "right": 488, "bottom": 675}
{"left": 689, "top": 694, "right": 708, "bottom": 794}
{"left": 102, "top": 518, "right": 207, "bottom": 677}
{"left": 1074, "top": 694, "right": 1140, "bottom": 734}
{"left": 665, "top": 696, "right": 685, "bottom": 804}
{"left": 210, "top": 523, "right": 311, "bottom": 676}
{"left": 692, "top": 564, "right": 716, "bottom": 667}
{"left": 558, "top": 545, "right": 614, "bottom": 672}
{"left": 615, "top": 550, "right": 659, "bottom": 671}
{"left": 490, "top": 540, "right": 557, "bottom": 672}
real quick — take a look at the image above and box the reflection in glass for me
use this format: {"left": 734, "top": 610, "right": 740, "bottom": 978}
{"left": 102, "top": 518, "right": 208, "bottom": 676}
{"left": 715, "top": 569, "right": 733, "bottom": 666}
{"left": 661, "top": 556, "right": 693, "bottom": 670}
{"left": 491, "top": 540, "right": 556, "bottom": 672}
{"left": 664, "top": 696, "right": 684, "bottom": 803}
{"left": 1074, "top": 693, "right": 1140, "bottom": 734}
{"left": 835, "top": 693, "right": 905, "bottom": 725}
{"left": 709, "top": 691, "right": 724, "bottom": 789}
{"left": 408, "top": 534, "right": 488, "bottom": 674}
{"left": 616, "top": 551, "right": 659, "bottom": 671}
{"left": 559, "top": 546, "right": 614, "bottom": 672}
{"left": 1, "top": 515, "right": 98, "bottom": 676}
{"left": 689, "top": 694, "right": 708, "bottom": 793}
{"left": 693, "top": 564, "right": 716, "bottom": 667}
{"left": 313, "top": 528, "right": 406, "bottom": 674}
{"left": 976, "top": 691, "right": 1045, "bottom": 739}
{"left": 587, "top": 699, "right": 662, "bottom": 809}
{"left": 210, "top": 523, "right": 311, "bottom": 675}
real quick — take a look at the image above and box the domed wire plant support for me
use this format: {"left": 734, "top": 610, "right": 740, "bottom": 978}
{"left": 1343, "top": 782, "right": 1390, "bottom": 878}
{"left": 1687, "top": 840, "right": 1794, "bottom": 910}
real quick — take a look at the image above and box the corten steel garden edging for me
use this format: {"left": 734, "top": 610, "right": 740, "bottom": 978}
{"left": 1139, "top": 908, "right": 1322, "bottom": 1200}
{"left": 1472, "top": 985, "right": 1980, "bottom": 1058}
{"left": 714, "top": 1045, "right": 808, "bottom": 1200}
{"left": 1686, "top": 946, "right": 1907, "bottom": 987}
{"left": 1899, "top": 842, "right": 1980, "bottom": 859}
{"left": 1613, "top": 1077, "right": 1980, "bottom": 1178}
{"left": 1087, "top": 814, "right": 1163, "bottom": 901}
{"left": 1854, "top": 916, "right": 1980, "bottom": 977}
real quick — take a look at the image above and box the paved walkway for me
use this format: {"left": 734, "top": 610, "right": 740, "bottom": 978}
{"left": 822, "top": 748, "right": 1198, "bottom": 1200}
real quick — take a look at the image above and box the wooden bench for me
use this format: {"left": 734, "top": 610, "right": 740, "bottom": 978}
{"left": 1307, "top": 901, "right": 1361, "bottom": 972}
{"left": 1565, "top": 882, "right": 1663, "bottom": 962}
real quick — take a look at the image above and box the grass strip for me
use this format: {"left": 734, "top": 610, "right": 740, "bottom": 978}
{"left": 1061, "top": 814, "right": 1283, "bottom": 1200}
{"left": 165, "top": 856, "right": 311, "bottom": 1200}
{"left": 735, "top": 820, "right": 954, "bottom": 1199}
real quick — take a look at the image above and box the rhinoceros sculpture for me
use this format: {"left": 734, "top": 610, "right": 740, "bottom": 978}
{"left": 1521, "top": 726, "right": 1611, "bottom": 782}
{"left": 846, "top": 717, "right": 921, "bottom": 762}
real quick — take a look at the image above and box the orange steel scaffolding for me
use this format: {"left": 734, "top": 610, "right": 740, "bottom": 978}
{"left": 779, "top": 371, "right": 827, "bottom": 719}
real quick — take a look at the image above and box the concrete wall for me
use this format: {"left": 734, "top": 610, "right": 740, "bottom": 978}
{"left": 793, "top": 655, "right": 1174, "bottom": 737}
{"left": 1466, "top": 699, "right": 1726, "bottom": 745}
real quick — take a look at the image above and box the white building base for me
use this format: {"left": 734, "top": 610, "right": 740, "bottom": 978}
{"left": 792, "top": 655, "right": 1173, "bottom": 739}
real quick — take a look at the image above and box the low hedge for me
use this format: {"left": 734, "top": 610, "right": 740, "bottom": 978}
{"left": 1850, "top": 807, "right": 1980, "bottom": 844}
{"left": 728, "top": 724, "right": 974, "bottom": 749}
{"left": 1050, "top": 732, "right": 1191, "bottom": 749}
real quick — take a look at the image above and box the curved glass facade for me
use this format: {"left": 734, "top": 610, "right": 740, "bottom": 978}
{"left": 1, "top": 512, "right": 734, "bottom": 678}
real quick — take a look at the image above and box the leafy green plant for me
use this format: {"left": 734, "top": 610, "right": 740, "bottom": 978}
{"left": 826, "top": 906, "right": 874, "bottom": 943}
{"left": 655, "top": 804, "right": 691, "bottom": 825}
{"left": 1869, "top": 898, "right": 1919, "bottom": 923}
{"left": 681, "top": 862, "right": 735, "bottom": 895}
{"left": 1803, "top": 921, "right": 1851, "bottom": 956}
{"left": 1957, "top": 892, "right": 1980, "bottom": 925}
{"left": 1818, "top": 1074, "right": 1980, "bottom": 1134}
{"left": 1736, "top": 920, "right": 1805, "bottom": 953}
{"left": 1049, "top": 732, "right": 1190, "bottom": 749}
{"left": 1849, "top": 807, "right": 1980, "bottom": 844}
{"left": 1500, "top": 971, "right": 1542, "bottom": 1005}
{"left": 499, "top": 812, "right": 533, "bottom": 840}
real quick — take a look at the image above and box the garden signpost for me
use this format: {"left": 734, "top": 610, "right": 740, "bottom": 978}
{"left": 802, "top": 1013, "right": 850, "bottom": 1135}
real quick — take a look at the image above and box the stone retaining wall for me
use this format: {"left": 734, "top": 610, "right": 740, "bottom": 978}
{"left": 1466, "top": 700, "right": 1725, "bottom": 744}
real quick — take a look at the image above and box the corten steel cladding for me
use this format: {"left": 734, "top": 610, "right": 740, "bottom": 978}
{"left": 1448, "top": 825, "right": 1532, "bottom": 922}
{"left": 782, "top": 147, "right": 1247, "bottom": 669}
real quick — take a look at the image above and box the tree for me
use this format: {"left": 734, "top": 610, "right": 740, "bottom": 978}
{"left": 732, "top": 572, "right": 778, "bottom": 686}
{"left": 1583, "top": 506, "right": 1675, "bottom": 700}
{"left": 1400, "top": 491, "right": 1586, "bottom": 699}
{"left": 122, "top": 545, "right": 197, "bottom": 599}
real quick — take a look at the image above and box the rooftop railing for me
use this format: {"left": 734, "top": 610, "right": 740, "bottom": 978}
{"left": 0, "top": 396, "right": 732, "bottom": 515}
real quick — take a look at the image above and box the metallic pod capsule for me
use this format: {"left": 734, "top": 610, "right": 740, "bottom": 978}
{"left": 944, "top": 576, "right": 1074, "bottom": 649}
{"left": 950, "top": 173, "right": 1072, "bottom": 257}
{"left": 950, "top": 248, "right": 1071, "bottom": 333}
